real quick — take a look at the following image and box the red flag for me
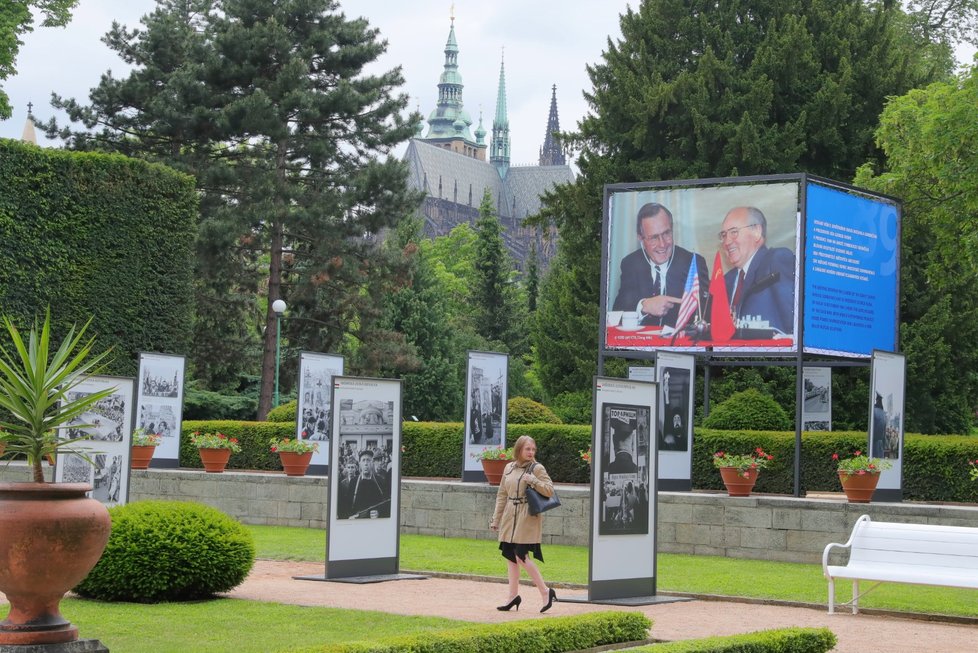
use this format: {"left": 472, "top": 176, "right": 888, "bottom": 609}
{"left": 709, "top": 251, "right": 736, "bottom": 342}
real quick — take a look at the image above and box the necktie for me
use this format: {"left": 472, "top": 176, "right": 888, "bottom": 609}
{"left": 731, "top": 269, "right": 746, "bottom": 315}
{"left": 652, "top": 265, "right": 662, "bottom": 296}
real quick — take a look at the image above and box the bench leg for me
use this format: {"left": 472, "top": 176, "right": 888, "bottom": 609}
{"left": 827, "top": 578, "right": 835, "bottom": 614}
{"left": 852, "top": 579, "right": 859, "bottom": 615}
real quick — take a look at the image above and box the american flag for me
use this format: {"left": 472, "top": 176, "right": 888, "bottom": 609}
{"left": 674, "top": 257, "right": 700, "bottom": 333}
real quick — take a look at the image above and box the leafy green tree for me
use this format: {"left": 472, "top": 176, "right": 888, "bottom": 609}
{"left": 855, "top": 70, "right": 978, "bottom": 433}
{"left": 472, "top": 189, "right": 527, "bottom": 356}
{"left": 47, "top": 0, "right": 419, "bottom": 417}
{"left": 533, "top": 0, "right": 952, "bottom": 400}
{"left": 525, "top": 241, "right": 539, "bottom": 313}
{"left": 0, "top": 0, "right": 77, "bottom": 118}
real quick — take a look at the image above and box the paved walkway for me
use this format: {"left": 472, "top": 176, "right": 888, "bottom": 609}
{"left": 226, "top": 560, "right": 978, "bottom": 653}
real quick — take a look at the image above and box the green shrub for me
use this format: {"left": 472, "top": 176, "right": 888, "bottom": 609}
{"left": 267, "top": 400, "right": 298, "bottom": 423}
{"left": 183, "top": 385, "right": 258, "bottom": 421}
{"left": 182, "top": 420, "right": 293, "bottom": 470}
{"left": 402, "top": 422, "right": 465, "bottom": 478}
{"left": 641, "top": 627, "right": 836, "bottom": 652}
{"left": 287, "top": 611, "right": 650, "bottom": 653}
{"left": 703, "top": 389, "right": 792, "bottom": 431}
{"left": 75, "top": 500, "right": 255, "bottom": 602}
{"left": 508, "top": 396, "right": 562, "bottom": 424}
{"left": 550, "top": 390, "right": 593, "bottom": 424}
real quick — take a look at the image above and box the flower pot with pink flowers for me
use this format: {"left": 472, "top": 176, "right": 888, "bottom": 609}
{"left": 190, "top": 431, "right": 241, "bottom": 473}
{"left": 269, "top": 437, "right": 318, "bottom": 476}
{"left": 834, "top": 451, "right": 892, "bottom": 503}
{"left": 471, "top": 445, "right": 514, "bottom": 485}
{"left": 713, "top": 448, "right": 774, "bottom": 497}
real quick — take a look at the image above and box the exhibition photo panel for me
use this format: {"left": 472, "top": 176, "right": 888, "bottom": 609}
{"left": 802, "top": 366, "right": 832, "bottom": 431}
{"left": 296, "top": 352, "right": 344, "bottom": 473}
{"left": 603, "top": 179, "right": 800, "bottom": 354}
{"left": 462, "top": 351, "right": 509, "bottom": 480}
{"left": 656, "top": 352, "right": 695, "bottom": 489}
{"left": 326, "top": 376, "right": 402, "bottom": 578}
{"left": 870, "top": 351, "right": 906, "bottom": 495}
{"left": 135, "top": 353, "right": 186, "bottom": 468}
{"left": 590, "top": 377, "right": 657, "bottom": 600}
{"left": 55, "top": 375, "right": 136, "bottom": 507}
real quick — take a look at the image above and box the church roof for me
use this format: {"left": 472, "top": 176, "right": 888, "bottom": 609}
{"left": 501, "top": 164, "right": 574, "bottom": 220}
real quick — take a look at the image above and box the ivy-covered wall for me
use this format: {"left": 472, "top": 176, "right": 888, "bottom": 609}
{"left": 0, "top": 139, "right": 197, "bottom": 374}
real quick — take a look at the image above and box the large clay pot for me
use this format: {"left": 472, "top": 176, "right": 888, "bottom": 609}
{"left": 718, "top": 466, "right": 759, "bottom": 497}
{"left": 0, "top": 483, "right": 111, "bottom": 645}
{"left": 278, "top": 451, "right": 313, "bottom": 477}
{"left": 130, "top": 445, "right": 157, "bottom": 470}
{"left": 198, "top": 447, "right": 231, "bottom": 473}
{"left": 838, "top": 471, "right": 881, "bottom": 503}
{"left": 480, "top": 458, "right": 511, "bottom": 486}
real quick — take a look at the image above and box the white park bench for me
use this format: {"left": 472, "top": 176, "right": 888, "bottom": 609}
{"left": 822, "top": 514, "right": 978, "bottom": 614}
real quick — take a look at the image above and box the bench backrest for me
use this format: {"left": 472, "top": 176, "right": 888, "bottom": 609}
{"left": 850, "top": 518, "right": 978, "bottom": 570}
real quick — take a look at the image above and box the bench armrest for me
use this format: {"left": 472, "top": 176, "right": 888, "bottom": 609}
{"left": 822, "top": 514, "right": 871, "bottom": 578}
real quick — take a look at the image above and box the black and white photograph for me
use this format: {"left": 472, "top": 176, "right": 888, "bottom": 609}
{"left": 462, "top": 352, "right": 509, "bottom": 480}
{"left": 599, "top": 403, "right": 651, "bottom": 535}
{"left": 658, "top": 366, "right": 690, "bottom": 452}
{"left": 870, "top": 352, "right": 906, "bottom": 461}
{"left": 55, "top": 375, "right": 135, "bottom": 507}
{"left": 135, "top": 353, "right": 186, "bottom": 467}
{"left": 334, "top": 400, "right": 394, "bottom": 520}
{"left": 92, "top": 454, "right": 123, "bottom": 504}
{"left": 802, "top": 367, "right": 832, "bottom": 431}
{"left": 297, "top": 353, "right": 344, "bottom": 443}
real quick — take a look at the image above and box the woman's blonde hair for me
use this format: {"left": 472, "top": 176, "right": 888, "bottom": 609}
{"left": 513, "top": 435, "right": 536, "bottom": 462}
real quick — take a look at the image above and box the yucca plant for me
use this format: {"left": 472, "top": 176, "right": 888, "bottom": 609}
{"left": 0, "top": 310, "right": 114, "bottom": 483}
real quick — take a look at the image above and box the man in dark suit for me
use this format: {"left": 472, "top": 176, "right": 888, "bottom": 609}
{"left": 720, "top": 206, "right": 795, "bottom": 334}
{"left": 871, "top": 393, "right": 887, "bottom": 459}
{"left": 613, "top": 203, "right": 709, "bottom": 327}
{"left": 606, "top": 425, "right": 638, "bottom": 474}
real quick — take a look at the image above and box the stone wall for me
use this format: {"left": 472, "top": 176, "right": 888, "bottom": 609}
{"left": 4, "top": 464, "right": 978, "bottom": 564}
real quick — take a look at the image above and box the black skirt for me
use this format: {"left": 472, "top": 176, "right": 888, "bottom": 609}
{"left": 499, "top": 541, "right": 544, "bottom": 564}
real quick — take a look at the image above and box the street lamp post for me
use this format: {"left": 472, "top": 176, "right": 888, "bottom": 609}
{"left": 271, "top": 299, "right": 287, "bottom": 407}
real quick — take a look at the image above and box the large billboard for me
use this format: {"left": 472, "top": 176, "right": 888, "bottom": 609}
{"left": 601, "top": 175, "right": 900, "bottom": 359}
{"left": 603, "top": 180, "right": 800, "bottom": 354}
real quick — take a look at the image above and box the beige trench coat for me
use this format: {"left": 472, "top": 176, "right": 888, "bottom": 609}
{"left": 490, "top": 460, "right": 554, "bottom": 544}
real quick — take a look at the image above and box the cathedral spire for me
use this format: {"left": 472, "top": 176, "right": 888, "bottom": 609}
{"left": 21, "top": 101, "right": 37, "bottom": 145}
{"left": 490, "top": 51, "right": 510, "bottom": 177}
{"left": 424, "top": 15, "right": 474, "bottom": 141}
{"left": 539, "top": 85, "right": 565, "bottom": 166}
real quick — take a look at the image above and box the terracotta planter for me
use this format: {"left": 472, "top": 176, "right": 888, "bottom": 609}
{"left": 0, "top": 483, "right": 111, "bottom": 645}
{"left": 718, "top": 466, "right": 759, "bottom": 497}
{"left": 838, "top": 471, "right": 881, "bottom": 503}
{"left": 278, "top": 451, "right": 313, "bottom": 477}
{"left": 198, "top": 447, "right": 232, "bottom": 473}
{"left": 130, "top": 445, "right": 157, "bottom": 470}
{"left": 480, "top": 458, "right": 511, "bottom": 486}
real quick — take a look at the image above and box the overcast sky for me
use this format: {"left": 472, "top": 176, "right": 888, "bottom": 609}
{"left": 0, "top": 0, "right": 634, "bottom": 165}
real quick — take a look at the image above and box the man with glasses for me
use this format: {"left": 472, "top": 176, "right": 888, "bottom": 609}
{"left": 613, "top": 202, "right": 708, "bottom": 328}
{"left": 719, "top": 206, "right": 795, "bottom": 334}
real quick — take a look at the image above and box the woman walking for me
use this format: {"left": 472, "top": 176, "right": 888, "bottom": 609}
{"left": 489, "top": 435, "right": 557, "bottom": 613}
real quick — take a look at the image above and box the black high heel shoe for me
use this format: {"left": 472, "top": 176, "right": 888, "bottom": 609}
{"left": 497, "top": 595, "right": 521, "bottom": 611}
{"left": 540, "top": 588, "right": 557, "bottom": 613}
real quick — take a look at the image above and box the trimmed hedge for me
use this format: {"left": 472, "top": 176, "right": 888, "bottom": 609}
{"left": 75, "top": 500, "right": 255, "bottom": 602}
{"left": 508, "top": 397, "right": 562, "bottom": 424}
{"left": 0, "top": 139, "right": 196, "bottom": 377}
{"left": 182, "top": 420, "right": 293, "bottom": 470}
{"left": 267, "top": 400, "right": 298, "bottom": 423}
{"left": 703, "top": 389, "right": 792, "bottom": 431}
{"left": 285, "top": 611, "right": 650, "bottom": 653}
{"left": 641, "top": 627, "right": 836, "bottom": 652}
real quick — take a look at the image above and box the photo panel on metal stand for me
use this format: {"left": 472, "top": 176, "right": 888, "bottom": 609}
{"left": 296, "top": 376, "right": 423, "bottom": 584}
{"left": 295, "top": 352, "right": 344, "bottom": 476}
{"left": 869, "top": 351, "right": 906, "bottom": 501}
{"left": 655, "top": 352, "right": 695, "bottom": 491}
{"left": 55, "top": 375, "right": 136, "bottom": 507}
{"left": 135, "top": 353, "right": 186, "bottom": 469}
{"left": 461, "top": 351, "right": 509, "bottom": 482}
{"left": 802, "top": 367, "right": 832, "bottom": 431}
{"left": 565, "top": 376, "right": 688, "bottom": 606}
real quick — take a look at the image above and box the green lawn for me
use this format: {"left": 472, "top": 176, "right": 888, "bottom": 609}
{"left": 249, "top": 524, "right": 978, "bottom": 618}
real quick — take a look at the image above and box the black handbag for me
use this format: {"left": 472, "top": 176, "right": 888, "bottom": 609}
{"left": 524, "top": 463, "right": 560, "bottom": 515}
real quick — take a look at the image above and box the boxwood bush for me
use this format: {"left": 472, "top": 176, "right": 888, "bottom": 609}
{"left": 508, "top": 397, "right": 562, "bottom": 424}
{"left": 286, "top": 611, "right": 650, "bottom": 653}
{"left": 703, "top": 389, "right": 792, "bottom": 431}
{"left": 75, "top": 500, "right": 255, "bottom": 602}
{"left": 641, "top": 627, "right": 836, "bottom": 652}
{"left": 267, "top": 400, "right": 297, "bottom": 423}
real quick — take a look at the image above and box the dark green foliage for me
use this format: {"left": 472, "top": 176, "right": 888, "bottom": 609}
{"left": 293, "top": 611, "right": 651, "bottom": 653}
{"left": 644, "top": 627, "right": 836, "bottom": 653}
{"left": 181, "top": 420, "right": 293, "bottom": 470}
{"left": 266, "top": 400, "right": 297, "bottom": 423}
{"left": 0, "top": 140, "right": 196, "bottom": 375}
{"left": 401, "top": 422, "right": 466, "bottom": 479}
{"left": 183, "top": 384, "right": 259, "bottom": 421}
{"left": 74, "top": 500, "right": 254, "bottom": 602}
{"left": 550, "top": 390, "right": 594, "bottom": 425}
{"left": 703, "top": 389, "right": 792, "bottom": 431}
{"left": 507, "top": 397, "right": 562, "bottom": 424}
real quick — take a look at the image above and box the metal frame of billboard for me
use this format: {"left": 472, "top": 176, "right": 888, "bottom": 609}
{"left": 598, "top": 173, "right": 902, "bottom": 497}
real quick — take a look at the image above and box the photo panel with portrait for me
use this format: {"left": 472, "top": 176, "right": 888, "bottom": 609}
{"left": 599, "top": 403, "right": 651, "bottom": 536}
{"left": 334, "top": 399, "right": 394, "bottom": 520}
{"left": 658, "top": 366, "right": 690, "bottom": 452}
